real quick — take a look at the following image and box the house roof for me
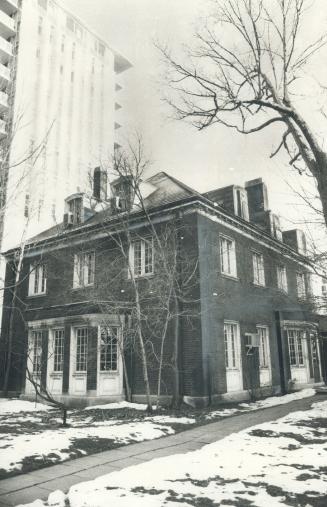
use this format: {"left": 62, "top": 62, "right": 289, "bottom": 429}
{"left": 4, "top": 171, "right": 310, "bottom": 266}
{"left": 17, "top": 172, "right": 201, "bottom": 250}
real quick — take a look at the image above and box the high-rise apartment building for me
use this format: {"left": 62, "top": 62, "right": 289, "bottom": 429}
{"left": 0, "top": 0, "right": 131, "bottom": 250}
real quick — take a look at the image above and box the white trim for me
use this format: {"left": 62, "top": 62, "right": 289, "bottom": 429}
{"left": 20, "top": 201, "right": 311, "bottom": 270}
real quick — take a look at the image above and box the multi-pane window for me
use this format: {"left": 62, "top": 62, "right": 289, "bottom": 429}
{"left": 76, "top": 328, "right": 88, "bottom": 372}
{"left": 288, "top": 330, "right": 304, "bottom": 366}
{"left": 73, "top": 252, "right": 95, "bottom": 288}
{"left": 100, "top": 327, "right": 118, "bottom": 371}
{"left": 252, "top": 252, "right": 265, "bottom": 286}
{"left": 277, "top": 265, "right": 288, "bottom": 292}
{"left": 29, "top": 263, "right": 47, "bottom": 296}
{"left": 130, "top": 238, "right": 154, "bottom": 277}
{"left": 257, "top": 326, "right": 269, "bottom": 368}
{"left": 224, "top": 323, "right": 238, "bottom": 369}
{"left": 296, "top": 272, "right": 306, "bottom": 299}
{"left": 31, "top": 331, "right": 43, "bottom": 374}
{"left": 53, "top": 329, "right": 64, "bottom": 372}
{"left": 220, "top": 237, "right": 237, "bottom": 277}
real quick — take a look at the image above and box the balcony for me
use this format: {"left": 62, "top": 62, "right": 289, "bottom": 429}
{"left": 0, "top": 36, "right": 12, "bottom": 64}
{"left": 0, "top": 91, "right": 8, "bottom": 112}
{"left": 0, "top": 10, "right": 16, "bottom": 39}
{"left": 1, "top": 0, "right": 18, "bottom": 16}
{"left": 0, "top": 63, "right": 10, "bottom": 87}
{"left": 0, "top": 119, "right": 7, "bottom": 139}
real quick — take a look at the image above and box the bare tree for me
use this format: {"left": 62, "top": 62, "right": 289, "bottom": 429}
{"left": 159, "top": 0, "right": 327, "bottom": 226}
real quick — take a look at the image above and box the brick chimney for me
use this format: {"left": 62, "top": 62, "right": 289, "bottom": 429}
{"left": 93, "top": 167, "right": 108, "bottom": 201}
{"left": 245, "top": 178, "right": 269, "bottom": 219}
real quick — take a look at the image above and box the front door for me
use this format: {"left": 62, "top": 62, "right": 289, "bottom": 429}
{"left": 287, "top": 329, "right": 309, "bottom": 384}
{"left": 257, "top": 326, "right": 271, "bottom": 386}
{"left": 69, "top": 327, "right": 88, "bottom": 395}
{"left": 224, "top": 322, "right": 243, "bottom": 392}
{"left": 97, "top": 326, "right": 123, "bottom": 396}
{"left": 46, "top": 329, "right": 64, "bottom": 395}
{"left": 309, "top": 333, "right": 321, "bottom": 382}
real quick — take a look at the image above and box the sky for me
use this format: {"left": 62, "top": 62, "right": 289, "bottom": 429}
{"left": 63, "top": 0, "right": 327, "bottom": 251}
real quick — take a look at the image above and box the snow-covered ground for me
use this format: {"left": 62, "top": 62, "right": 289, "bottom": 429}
{"left": 0, "top": 389, "right": 316, "bottom": 477}
{"left": 20, "top": 399, "right": 327, "bottom": 507}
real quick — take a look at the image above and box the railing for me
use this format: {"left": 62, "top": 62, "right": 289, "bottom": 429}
{"left": 0, "top": 119, "right": 7, "bottom": 135}
{"left": 0, "top": 91, "right": 8, "bottom": 106}
{"left": 0, "top": 36, "right": 12, "bottom": 58}
{"left": 0, "top": 10, "right": 16, "bottom": 34}
{"left": 0, "top": 63, "right": 10, "bottom": 81}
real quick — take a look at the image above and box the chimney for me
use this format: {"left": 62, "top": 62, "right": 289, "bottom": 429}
{"left": 93, "top": 167, "right": 108, "bottom": 201}
{"left": 282, "top": 229, "right": 307, "bottom": 255}
{"left": 245, "top": 178, "right": 269, "bottom": 219}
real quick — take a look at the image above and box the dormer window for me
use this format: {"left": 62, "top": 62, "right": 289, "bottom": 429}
{"left": 64, "top": 194, "right": 84, "bottom": 226}
{"left": 69, "top": 197, "right": 82, "bottom": 224}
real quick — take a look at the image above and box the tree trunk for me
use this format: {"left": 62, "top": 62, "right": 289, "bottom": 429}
{"left": 316, "top": 153, "right": 327, "bottom": 229}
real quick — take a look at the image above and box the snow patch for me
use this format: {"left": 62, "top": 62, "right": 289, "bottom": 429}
{"left": 0, "top": 399, "right": 53, "bottom": 414}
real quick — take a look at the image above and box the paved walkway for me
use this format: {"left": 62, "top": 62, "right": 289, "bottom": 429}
{"left": 0, "top": 394, "right": 326, "bottom": 507}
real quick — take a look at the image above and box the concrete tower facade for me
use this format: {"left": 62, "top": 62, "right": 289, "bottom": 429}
{"left": 0, "top": 0, "right": 130, "bottom": 250}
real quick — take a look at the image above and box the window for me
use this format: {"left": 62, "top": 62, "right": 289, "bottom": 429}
{"left": 220, "top": 236, "right": 237, "bottom": 277}
{"left": 53, "top": 329, "right": 64, "bottom": 372}
{"left": 24, "top": 193, "right": 30, "bottom": 218}
{"left": 76, "top": 328, "right": 88, "bottom": 372}
{"left": 100, "top": 327, "right": 118, "bottom": 371}
{"left": 288, "top": 329, "right": 304, "bottom": 366}
{"left": 252, "top": 252, "right": 265, "bottom": 286}
{"left": 296, "top": 272, "right": 306, "bottom": 299}
{"left": 224, "top": 322, "right": 239, "bottom": 369}
{"left": 73, "top": 252, "right": 95, "bottom": 288}
{"left": 31, "top": 331, "right": 43, "bottom": 374}
{"left": 277, "top": 265, "right": 288, "bottom": 292}
{"left": 257, "top": 326, "right": 269, "bottom": 368}
{"left": 29, "top": 263, "right": 47, "bottom": 296}
{"left": 68, "top": 197, "right": 82, "bottom": 224}
{"left": 129, "top": 238, "right": 154, "bottom": 277}
{"left": 38, "top": 16, "right": 43, "bottom": 35}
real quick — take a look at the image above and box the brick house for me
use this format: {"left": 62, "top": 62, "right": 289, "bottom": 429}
{"left": 0, "top": 171, "right": 324, "bottom": 406}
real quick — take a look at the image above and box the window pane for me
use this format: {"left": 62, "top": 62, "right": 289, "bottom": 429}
{"left": 100, "top": 327, "right": 118, "bottom": 371}
{"left": 133, "top": 241, "right": 142, "bottom": 276}
{"left": 297, "top": 332, "right": 304, "bottom": 365}
{"left": 76, "top": 328, "right": 88, "bottom": 371}
{"left": 224, "top": 326, "right": 229, "bottom": 368}
{"left": 288, "top": 331, "right": 297, "bottom": 366}
{"left": 32, "top": 331, "right": 42, "bottom": 374}
{"left": 144, "top": 239, "right": 153, "bottom": 274}
{"left": 54, "top": 329, "right": 64, "bottom": 372}
{"left": 258, "top": 327, "right": 268, "bottom": 367}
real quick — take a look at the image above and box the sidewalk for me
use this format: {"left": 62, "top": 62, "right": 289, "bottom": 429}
{"left": 0, "top": 393, "right": 326, "bottom": 507}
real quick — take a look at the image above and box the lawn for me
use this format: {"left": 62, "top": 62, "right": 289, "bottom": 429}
{"left": 0, "top": 389, "right": 315, "bottom": 479}
{"left": 19, "top": 398, "right": 327, "bottom": 507}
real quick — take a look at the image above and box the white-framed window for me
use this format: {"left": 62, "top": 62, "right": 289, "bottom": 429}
{"left": 100, "top": 327, "right": 118, "bottom": 372}
{"left": 28, "top": 262, "right": 47, "bottom": 296}
{"left": 252, "top": 252, "right": 265, "bottom": 286}
{"left": 53, "top": 329, "right": 64, "bottom": 372}
{"left": 288, "top": 329, "right": 304, "bottom": 366}
{"left": 75, "top": 328, "right": 88, "bottom": 372}
{"left": 277, "top": 265, "right": 288, "bottom": 292}
{"left": 129, "top": 237, "right": 154, "bottom": 278}
{"left": 30, "top": 331, "right": 43, "bottom": 374}
{"left": 296, "top": 272, "right": 306, "bottom": 299}
{"left": 73, "top": 252, "right": 95, "bottom": 288}
{"left": 220, "top": 236, "right": 237, "bottom": 277}
{"left": 224, "top": 322, "right": 239, "bottom": 369}
{"left": 257, "top": 326, "right": 270, "bottom": 368}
